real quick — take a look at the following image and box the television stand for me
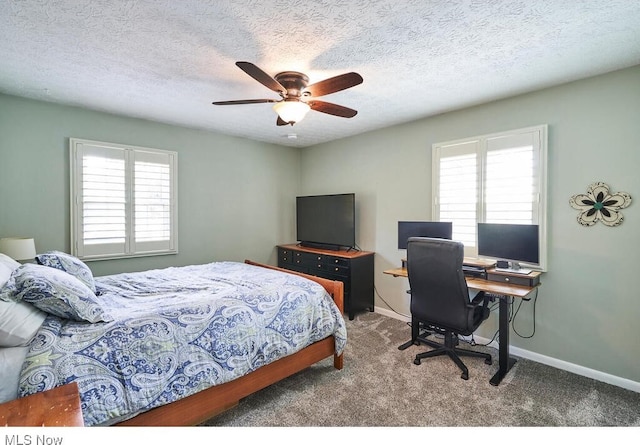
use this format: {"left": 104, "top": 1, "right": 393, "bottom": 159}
{"left": 278, "top": 244, "right": 375, "bottom": 320}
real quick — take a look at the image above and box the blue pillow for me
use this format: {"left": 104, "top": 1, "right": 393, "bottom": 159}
{"left": 36, "top": 251, "right": 96, "bottom": 293}
{"left": 6, "top": 264, "right": 112, "bottom": 323}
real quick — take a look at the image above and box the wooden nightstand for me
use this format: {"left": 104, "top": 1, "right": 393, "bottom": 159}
{"left": 0, "top": 382, "right": 84, "bottom": 426}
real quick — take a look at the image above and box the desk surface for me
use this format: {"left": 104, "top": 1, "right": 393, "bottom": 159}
{"left": 383, "top": 267, "right": 538, "bottom": 298}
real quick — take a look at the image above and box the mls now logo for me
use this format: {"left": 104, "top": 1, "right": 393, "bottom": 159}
{"left": 5, "top": 436, "right": 64, "bottom": 445}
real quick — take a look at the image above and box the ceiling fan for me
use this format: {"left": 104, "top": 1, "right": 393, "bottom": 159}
{"left": 212, "top": 61, "right": 363, "bottom": 126}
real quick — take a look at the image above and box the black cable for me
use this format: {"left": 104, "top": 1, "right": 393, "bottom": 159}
{"left": 374, "top": 284, "right": 410, "bottom": 319}
{"left": 361, "top": 242, "right": 411, "bottom": 319}
{"left": 470, "top": 326, "right": 500, "bottom": 347}
{"left": 512, "top": 287, "right": 538, "bottom": 339}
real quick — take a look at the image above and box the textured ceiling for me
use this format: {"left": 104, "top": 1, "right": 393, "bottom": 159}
{"left": 1, "top": 1, "right": 639, "bottom": 148}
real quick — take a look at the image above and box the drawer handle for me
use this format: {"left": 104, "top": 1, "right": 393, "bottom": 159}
{"left": 335, "top": 267, "right": 339, "bottom": 272}
{"left": 504, "top": 277, "right": 510, "bottom": 282}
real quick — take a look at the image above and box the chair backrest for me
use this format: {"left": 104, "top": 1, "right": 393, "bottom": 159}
{"left": 407, "top": 237, "right": 471, "bottom": 333}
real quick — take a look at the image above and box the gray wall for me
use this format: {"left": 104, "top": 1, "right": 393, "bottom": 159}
{"left": 0, "top": 94, "right": 300, "bottom": 276}
{"left": 300, "top": 65, "right": 640, "bottom": 385}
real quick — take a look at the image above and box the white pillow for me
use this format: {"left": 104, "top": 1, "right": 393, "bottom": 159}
{"left": 0, "top": 253, "right": 20, "bottom": 271}
{"left": 0, "top": 263, "right": 13, "bottom": 288}
{"left": 0, "top": 298, "right": 47, "bottom": 347}
{"left": 0, "top": 346, "right": 29, "bottom": 403}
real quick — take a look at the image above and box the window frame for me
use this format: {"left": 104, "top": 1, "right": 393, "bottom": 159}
{"left": 432, "top": 125, "right": 548, "bottom": 271}
{"left": 70, "top": 138, "right": 178, "bottom": 261}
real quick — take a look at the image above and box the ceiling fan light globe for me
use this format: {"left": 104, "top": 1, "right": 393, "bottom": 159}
{"left": 273, "top": 101, "right": 310, "bottom": 124}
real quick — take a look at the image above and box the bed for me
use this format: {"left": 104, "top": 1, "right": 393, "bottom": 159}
{"left": 0, "top": 252, "right": 346, "bottom": 426}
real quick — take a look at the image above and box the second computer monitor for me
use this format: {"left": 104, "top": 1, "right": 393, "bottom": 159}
{"left": 477, "top": 222, "right": 539, "bottom": 272}
{"left": 397, "top": 221, "right": 453, "bottom": 249}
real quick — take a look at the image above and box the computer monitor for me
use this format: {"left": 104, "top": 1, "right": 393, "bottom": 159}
{"left": 397, "top": 221, "right": 453, "bottom": 249}
{"left": 477, "top": 223, "right": 539, "bottom": 274}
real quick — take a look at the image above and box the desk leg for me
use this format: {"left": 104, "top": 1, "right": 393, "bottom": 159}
{"left": 490, "top": 295, "right": 517, "bottom": 386}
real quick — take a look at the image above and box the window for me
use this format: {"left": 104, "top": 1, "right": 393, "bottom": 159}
{"left": 70, "top": 138, "right": 178, "bottom": 260}
{"left": 432, "top": 125, "right": 547, "bottom": 270}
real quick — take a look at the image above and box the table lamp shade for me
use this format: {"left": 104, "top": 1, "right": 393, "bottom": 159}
{"left": 0, "top": 237, "right": 37, "bottom": 261}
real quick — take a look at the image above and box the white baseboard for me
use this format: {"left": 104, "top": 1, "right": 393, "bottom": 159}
{"left": 373, "top": 306, "right": 640, "bottom": 393}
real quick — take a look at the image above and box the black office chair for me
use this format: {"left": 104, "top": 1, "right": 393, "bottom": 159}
{"left": 405, "top": 237, "right": 492, "bottom": 380}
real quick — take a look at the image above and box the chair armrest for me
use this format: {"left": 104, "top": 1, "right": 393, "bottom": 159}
{"left": 470, "top": 290, "right": 490, "bottom": 311}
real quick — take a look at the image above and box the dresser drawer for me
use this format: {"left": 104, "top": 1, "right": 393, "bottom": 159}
{"left": 292, "top": 251, "right": 317, "bottom": 267}
{"left": 324, "top": 256, "right": 349, "bottom": 268}
{"left": 486, "top": 272, "right": 540, "bottom": 287}
{"left": 308, "top": 262, "right": 347, "bottom": 277}
{"left": 278, "top": 247, "right": 294, "bottom": 264}
{"left": 314, "top": 269, "right": 351, "bottom": 291}
{"left": 318, "top": 263, "right": 349, "bottom": 278}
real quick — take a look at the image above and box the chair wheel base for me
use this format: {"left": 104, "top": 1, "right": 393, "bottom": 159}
{"left": 485, "top": 357, "right": 492, "bottom": 365}
{"left": 461, "top": 372, "right": 469, "bottom": 380}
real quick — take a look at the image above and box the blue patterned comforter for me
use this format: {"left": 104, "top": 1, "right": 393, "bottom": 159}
{"left": 18, "top": 262, "right": 347, "bottom": 426}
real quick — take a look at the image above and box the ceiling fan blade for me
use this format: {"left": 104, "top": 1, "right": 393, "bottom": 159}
{"left": 276, "top": 116, "right": 290, "bottom": 126}
{"left": 236, "top": 61, "right": 287, "bottom": 96}
{"left": 305, "top": 72, "right": 363, "bottom": 97}
{"left": 212, "top": 99, "right": 277, "bottom": 105}
{"left": 308, "top": 100, "right": 358, "bottom": 118}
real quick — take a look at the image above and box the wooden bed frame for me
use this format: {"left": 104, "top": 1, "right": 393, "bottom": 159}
{"left": 115, "top": 260, "right": 345, "bottom": 426}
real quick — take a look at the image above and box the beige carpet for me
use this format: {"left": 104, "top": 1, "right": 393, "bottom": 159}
{"left": 203, "top": 312, "right": 640, "bottom": 427}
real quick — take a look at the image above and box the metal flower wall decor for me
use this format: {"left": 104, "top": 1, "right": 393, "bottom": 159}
{"left": 569, "top": 182, "right": 632, "bottom": 227}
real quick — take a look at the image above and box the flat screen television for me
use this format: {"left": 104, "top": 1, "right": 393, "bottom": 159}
{"left": 296, "top": 193, "right": 356, "bottom": 250}
{"left": 397, "top": 221, "right": 453, "bottom": 249}
{"left": 477, "top": 223, "right": 539, "bottom": 274}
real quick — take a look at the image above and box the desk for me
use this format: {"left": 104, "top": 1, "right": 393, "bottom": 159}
{"left": 383, "top": 266, "right": 539, "bottom": 386}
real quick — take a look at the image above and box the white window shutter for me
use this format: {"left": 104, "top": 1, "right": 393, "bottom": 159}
{"left": 132, "top": 150, "right": 176, "bottom": 254}
{"left": 485, "top": 140, "right": 535, "bottom": 224}
{"left": 71, "top": 139, "right": 177, "bottom": 260}
{"left": 433, "top": 140, "right": 479, "bottom": 252}
{"left": 432, "top": 126, "right": 547, "bottom": 270}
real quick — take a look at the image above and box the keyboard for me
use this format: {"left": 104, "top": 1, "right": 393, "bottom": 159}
{"left": 493, "top": 267, "right": 532, "bottom": 275}
{"left": 462, "top": 265, "right": 486, "bottom": 277}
